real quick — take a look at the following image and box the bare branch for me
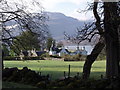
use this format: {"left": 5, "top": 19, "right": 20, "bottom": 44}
{"left": 1, "top": 0, "right": 49, "bottom": 51}
{"left": 93, "top": 0, "right": 104, "bottom": 35}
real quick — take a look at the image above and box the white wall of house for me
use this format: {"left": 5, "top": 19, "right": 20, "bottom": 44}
{"left": 58, "top": 48, "right": 69, "bottom": 56}
{"left": 81, "top": 50, "right": 87, "bottom": 55}
{"left": 31, "top": 49, "right": 38, "bottom": 57}
{"left": 49, "top": 51, "right": 56, "bottom": 55}
{"left": 48, "top": 46, "right": 88, "bottom": 56}
{"left": 64, "top": 45, "right": 93, "bottom": 55}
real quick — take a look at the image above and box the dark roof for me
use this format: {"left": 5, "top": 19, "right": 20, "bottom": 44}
{"left": 65, "top": 49, "right": 70, "bottom": 54}
{"left": 36, "top": 51, "right": 46, "bottom": 56}
{"left": 58, "top": 48, "right": 70, "bottom": 54}
{"left": 51, "top": 47, "right": 71, "bottom": 54}
{"left": 52, "top": 47, "right": 61, "bottom": 53}
{"left": 22, "top": 51, "right": 28, "bottom": 56}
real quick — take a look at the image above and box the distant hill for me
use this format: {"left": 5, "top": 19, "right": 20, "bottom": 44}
{"left": 4, "top": 11, "right": 97, "bottom": 45}
{"left": 46, "top": 12, "right": 90, "bottom": 41}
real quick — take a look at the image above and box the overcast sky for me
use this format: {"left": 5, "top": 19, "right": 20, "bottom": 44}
{"left": 41, "top": 0, "right": 93, "bottom": 21}
{"left": 7, "top": 0, "right": 119, "bottom": 20}
{"left": 8, "top": 0, "right": 93, "bottom": 21}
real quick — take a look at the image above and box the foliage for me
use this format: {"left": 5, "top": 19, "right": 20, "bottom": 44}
{"left": 50, "top": 55, "right": 62, "bottom": 58}
{"left": 0, "top": 0, "right": 49, "bottom": 69}
{"left": 46, "top": 77, "right": 118, "bottom": 89}
{"left": 3, "top": 56, "right": 44, "bottom": 60}
{"left": 2, "top": 81, "right": 37, "bottom": 88}
{"left": 3, "top": 67, "right": 50, "bottom": 86}
{"left": 41, "top": 53, "right": 62, "bottom": 58}
{"left": 11, "top": 30, "right": 40, "bottom": 54}
{"left": 3, "top": 56, "right": 19, "bottom": 60}
{"left": 64, "top": 54, "right": 86, "bottom": 61}
{"left": 0, "top": 0, "right": 49, "bottom": 53}
{"left": 46, "top": 37, "right": 54, "bottom": 51}
{"left": 23, "top": 56, "right": 44, "bottom": 60}
{"left": 9, "top": 50, "right": 16, "bottom": 57}
{"left": 41, "top": 52, "right": 50, "bottom": 58}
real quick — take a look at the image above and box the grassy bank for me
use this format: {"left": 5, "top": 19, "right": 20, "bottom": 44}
{"left": 4, "top": 60, "right": 106, "bottom": 80}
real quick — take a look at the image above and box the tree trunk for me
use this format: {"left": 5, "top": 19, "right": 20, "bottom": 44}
{"left": 1, "top": 50, "right": 4, "bottom": 69}
{"left": 118, "top": 25, "right": 120, "bottom": 76}
{"left": 82, "top": 36, "right": 105, "bottom": 79}
{"left": 104, "top": 2, "right": 119, "bottom": 78}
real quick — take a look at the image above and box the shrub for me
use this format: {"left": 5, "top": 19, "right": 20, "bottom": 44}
{"left": 50, "top": 55, "right": 62, "bottom": 58}
{"left": 3, "top": 67, "right": 50, "bottom": 85}
{"left": 41, "top": 53, "right": 50, "bottom": 58}
{"left": 36, "top": 81, "right": 46, "bottom": 88}
{"left": 23, "top": 56, "right": 44, "bottom": 60}
{"left": 42, "top": 53, "right": 62, "bottom": 59}
{"left": 3, "top": 55, "right": 45, "bottom": 60}
{"left": 3, "top": 56, "right": 20, "bottom": 60}
{"left": 64, "top": 54, "right": 85, "bottom": 61}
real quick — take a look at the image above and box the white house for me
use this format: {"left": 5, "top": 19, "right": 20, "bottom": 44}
{"left": 31, "top": 49, "right": 38, "bottom": 57}
{"left": 58, "top": 47, "right": 70, "bottom": 56}
{"left": 80, "top": 47, "right": 87, "bottom": 55}
{"left": 70, "top": 46, "right": 87, "bottom": 56}
{"left": 49, "top": 45, "right": 87, "bottom": 56}
{"left": 49, "top": 48, "right": 57, "bottom": 56}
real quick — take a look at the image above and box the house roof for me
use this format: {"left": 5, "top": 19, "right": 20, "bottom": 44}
{"left": 51, "top": 47, "right": 70, "bottom": 54}
{"left": 22, "top": 51, "right": 28, "bottom": 56}
{"left": 36, "top": 51, "right": 46, "bottom": 56}
{"left": 58, "top": 48, "right": 70, "bottom": 54}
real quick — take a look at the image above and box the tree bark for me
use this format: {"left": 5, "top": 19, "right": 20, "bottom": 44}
{"left": 1, "top": 50, "right": 4, "bottom": 70}
{"left": 82, "top": 36, "right": 105, "bottom": 79}
{"left": 82, "top": 0, "right": 105, "bottom": 79}
{"left": 118, "top": 25, "right": 120, "bottom": 76}
{"left": 104, "top": 2, "right": 119, "bottom": 78}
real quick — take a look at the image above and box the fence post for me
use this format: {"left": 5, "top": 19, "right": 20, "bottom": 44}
{"left": 64, "top": 71, "right": 66, "bottom": 79}
{"left": 68, "top": 64, "right": 70, "bottom": 78}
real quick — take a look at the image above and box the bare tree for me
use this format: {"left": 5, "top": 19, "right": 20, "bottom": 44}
{"left": 104, "top": 1, "right": 120, "bottom": 79}
{"left": 65, "top": 0, "right": 120, "bottom": 79}
{"left": 0, "top": 0, "right": 48, "bottom": 44}
{"left": 0, "top": 0, "right": 49, "bottom": 69}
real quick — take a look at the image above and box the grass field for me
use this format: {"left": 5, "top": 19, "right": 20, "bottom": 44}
{"left": 4, "top": 60, "right": 106, "bottom": 80}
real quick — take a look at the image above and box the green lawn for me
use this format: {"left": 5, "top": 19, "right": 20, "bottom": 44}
{"left": 4, "top": 60, "right": 106, "bottom": 80}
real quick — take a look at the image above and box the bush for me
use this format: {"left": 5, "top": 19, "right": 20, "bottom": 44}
{"left": 23, "top": 56, "right": 44, "bottom": 60}
{"left": 41, "top": 53, "right": 50, "bottom": 58}
{"left": 3, "top": 56, "right": 45, "bottom": 60}
{"left": 50, "top": 55, "right": 62, "bottom": 58}
{"left": 3, "top": 56, "right": 20, "bottom": 60}
{"left": 3, "top": 67, "right": 50, "bottom": 85}
{"left": 42, "top": 53, "right": 62, "bottom": 59}
{"left": 64, "top": 54, "right": 86, "bottom": 61}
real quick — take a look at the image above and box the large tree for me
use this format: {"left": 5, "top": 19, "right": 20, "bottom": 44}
{"left": 104, "top": 1, "right": 120, "bottom": 78}
{"left": 11, "top": 30, "right": 41, "bottom": 55}
{"left": 0, "top": 0, "right": 49, "bottom": 69}
{"left": 65, "top": 0, "right": 120, "bottom": 79}
{"left": 83, "top": 0, "right": 120, "bottom": 79}
{"left": 0, "top": 0, "right": 48, "bottom": 45}
{"left": 46, "top": 37, "right": 54, "bottom": 51}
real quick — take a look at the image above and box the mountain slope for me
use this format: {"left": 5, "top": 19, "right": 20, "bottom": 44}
{"left": 46, "top": 12, "right": 88, "bottom": 40}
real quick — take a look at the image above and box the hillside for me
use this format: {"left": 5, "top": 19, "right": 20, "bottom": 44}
{"left": 46, "top": 12, "right": 89, "bottom": 40}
